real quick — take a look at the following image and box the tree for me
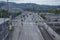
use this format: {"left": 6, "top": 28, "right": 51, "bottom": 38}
{"left": 0, "top": 10, "right": 9, "bottom": 18}
{"left": 40, "top": 14, "right": 46, "bottom": 19}
{"left": 48, "top": 9, "right": 60, "bottom": 21}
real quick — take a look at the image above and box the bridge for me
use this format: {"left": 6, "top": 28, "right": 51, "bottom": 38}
{"left": 1, "top": 11, "right": 60, "bottom": 40}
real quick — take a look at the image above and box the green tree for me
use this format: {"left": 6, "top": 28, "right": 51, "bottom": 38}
{"left": 40, "top": 14, "right": 46, "bottom": 19}
{"left": 48, "top": 9, "right": 60, "bottom": 21}
{"left": 0, "top": 10, "right": 9, "bottom": 18}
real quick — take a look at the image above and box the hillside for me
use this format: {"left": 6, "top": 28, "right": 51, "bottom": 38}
{"left": 0, "top": 1, "right": 60, "bottom": 12}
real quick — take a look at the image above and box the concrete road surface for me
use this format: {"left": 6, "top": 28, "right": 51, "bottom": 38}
{"left": 19, "top": 13, "right": 44, "bottom": 40}
{"left": 6, "top": 12, "right": 44, "bottom": 40}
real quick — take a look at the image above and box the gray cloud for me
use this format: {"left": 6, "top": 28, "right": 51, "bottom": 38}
{"left": 0, "top": 0, "right": 60, "bottom": 5}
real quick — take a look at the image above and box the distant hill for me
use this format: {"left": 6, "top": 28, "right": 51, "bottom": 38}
{"left": 0, "top": 1, "right": 60, "bottom": 12}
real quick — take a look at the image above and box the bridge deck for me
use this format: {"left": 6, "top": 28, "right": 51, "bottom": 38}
{"left": 6, "top": 12, "right": 44, "bottom": 40}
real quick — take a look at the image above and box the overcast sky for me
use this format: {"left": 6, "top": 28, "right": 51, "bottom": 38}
{"left": 0, "top": 0, "right": 60, "bottom": 5}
